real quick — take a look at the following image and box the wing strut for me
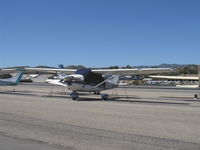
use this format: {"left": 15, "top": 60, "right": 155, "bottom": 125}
{"left": 94, "top": 76, "right": 114, "bottom": 88}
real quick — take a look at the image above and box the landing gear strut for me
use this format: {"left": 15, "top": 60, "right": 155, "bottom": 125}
{"left": 94, "top": 91, "right": 100, "bottom": 95}
{"left": 70, "top": 92, "right": 79, "bottom": 100}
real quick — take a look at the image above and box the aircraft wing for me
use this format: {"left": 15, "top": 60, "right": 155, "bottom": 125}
{"left": 0, "top": 68, "right": 25, "bottom": 75}
{"left": 25, "top": 68, "right": 76, "bottom": 74}
{"left": 92, "top": 68, "right": 173, "bottom": 75}
{"left": 24, "top": 67, "right": 172, "bottom": 75}
{"left": 149, "top": 75, "right": 199, "bottom": 80}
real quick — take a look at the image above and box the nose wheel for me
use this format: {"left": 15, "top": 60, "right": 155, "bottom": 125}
{"left": 101, "top": 94, "right": 109, "bottom": 100}
{"left": 70, "top": 92, "right": 79, "bottom": 100}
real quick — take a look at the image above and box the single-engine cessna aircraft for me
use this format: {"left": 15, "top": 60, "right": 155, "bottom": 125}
{"left": 25, "top": 67, "right": 172, "bottom": 100}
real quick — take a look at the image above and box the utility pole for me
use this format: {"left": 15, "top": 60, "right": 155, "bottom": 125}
{"left": 194, "top": 65, "right": 200, "bottom": 100}
{"left": 197, "top": 64, "right": 200, "bottom": 99}
{"left": 198, "top": 64, "right": 200, "bottom": 88}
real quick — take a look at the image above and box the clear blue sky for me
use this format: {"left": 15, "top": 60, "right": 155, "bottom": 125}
{"left": 0, "top": 0, "right": 199, "bottom": 68}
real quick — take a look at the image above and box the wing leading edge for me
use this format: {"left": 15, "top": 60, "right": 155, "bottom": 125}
{"left": 24, "top": 68, "right": 76, "bottom": 74}
{"left": 24, "top": 67, "right": 173, "bottom": 75}
{"left": 149, "top": 75, "right": 198, "bottom": 80}
{"left": 92, "top": 68, "right": 173, "bottom": 75}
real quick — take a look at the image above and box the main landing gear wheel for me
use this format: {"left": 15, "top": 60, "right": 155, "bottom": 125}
{"left": 94, "top": 91, "right": 100, "bottom": 95}
{"left": 101, "top": 94, "right": 109, "bottom": 100}
{"left": 70, "top": 92, "right": 79, "bottom": 101}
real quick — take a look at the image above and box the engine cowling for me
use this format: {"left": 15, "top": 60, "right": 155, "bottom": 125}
{"left": 64, "top": 74, "right": 84, "bottom": 82}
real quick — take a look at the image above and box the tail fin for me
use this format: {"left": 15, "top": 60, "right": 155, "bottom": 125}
{"left": 106, "top": 75, "right": 120, "bottom": 85}
{"left": 58, "top": 64, "right": 64, "bottom": 69}
{"left": 9, "top": 72, "right": 24, "bottom": 84}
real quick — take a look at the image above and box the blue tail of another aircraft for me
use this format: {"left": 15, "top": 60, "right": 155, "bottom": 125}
{"left": 58, "top": 64, "right": 64, "bottom": 69}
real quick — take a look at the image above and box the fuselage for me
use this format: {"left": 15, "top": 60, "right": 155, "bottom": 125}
{"left": 63, "top": 69, "right": 119, "bottom": 92}
{"left": 67, "top": 82, "right": 118, "bottom": 92}
{"left": 0, "top": 80, "right": 18, "bottom": 86}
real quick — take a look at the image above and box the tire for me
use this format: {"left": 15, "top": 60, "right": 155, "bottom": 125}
{"left": 71, "top": 92, "right": 79, "bottom": 101}
{"left": 72, "top": 97, "right": 77, "bottom": 101}
{"left": 101, "top": 94, "right": 109, "bottom": 100}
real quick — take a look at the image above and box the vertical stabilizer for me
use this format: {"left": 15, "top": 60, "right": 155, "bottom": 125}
{"left": 58, "top": 64, "right": 64, "bottom": 69}
{"left": 9, "top": 72, "right": 24, "bottom": 84}
{"left": 107, "top": 75, "right": 120, "bottom": 85}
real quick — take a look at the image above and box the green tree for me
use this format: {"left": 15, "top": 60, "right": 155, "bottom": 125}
{"left": 109, "top": 66, "right": 119, "bottom": 69}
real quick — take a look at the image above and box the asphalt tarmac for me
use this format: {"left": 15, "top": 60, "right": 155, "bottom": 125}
{"left": 0, "top": 83, "right": 200, "bottom": 150}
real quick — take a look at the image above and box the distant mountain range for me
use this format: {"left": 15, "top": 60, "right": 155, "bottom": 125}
{"left": 2, "top": 64, "right": 198, "bottom": 75}
{"left": 134, "top": 64, "right": 190, "bottom": 69}
{"left": 3, "top": 64, "right": 197, "bottom": 69}
{"left": 63, "top": 64, "right": 196, "bottom": 69}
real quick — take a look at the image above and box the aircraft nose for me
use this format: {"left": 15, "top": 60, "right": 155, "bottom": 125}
{"left": 64, "top": 75, "right": 74, "bottom": 81}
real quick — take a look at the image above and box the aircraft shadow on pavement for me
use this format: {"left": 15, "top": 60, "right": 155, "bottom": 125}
{"left": 0, "top": 91, "right": 190, "bottom": 105}
{"left": 76, "top": 96, "right": 190, "bottom": 105}
{"left": 182, "top": 99, "right": 200, "bottom": 102}
{"left": 107, "top": 99, "right": 189, "bottom": 105}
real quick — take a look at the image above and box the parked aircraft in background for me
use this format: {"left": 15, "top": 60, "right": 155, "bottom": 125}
{"left": 0, "top": 72, "right": 24, "bottom": 86}
{"left": 25, "top": 67, "right": 173, "bottom": 100}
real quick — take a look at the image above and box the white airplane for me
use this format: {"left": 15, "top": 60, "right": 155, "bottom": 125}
{"left": 0, "top": 72, "right": 24, "bottom": 86}
{"left": 25, "top": 67, "right": 172, "bottom": 100}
